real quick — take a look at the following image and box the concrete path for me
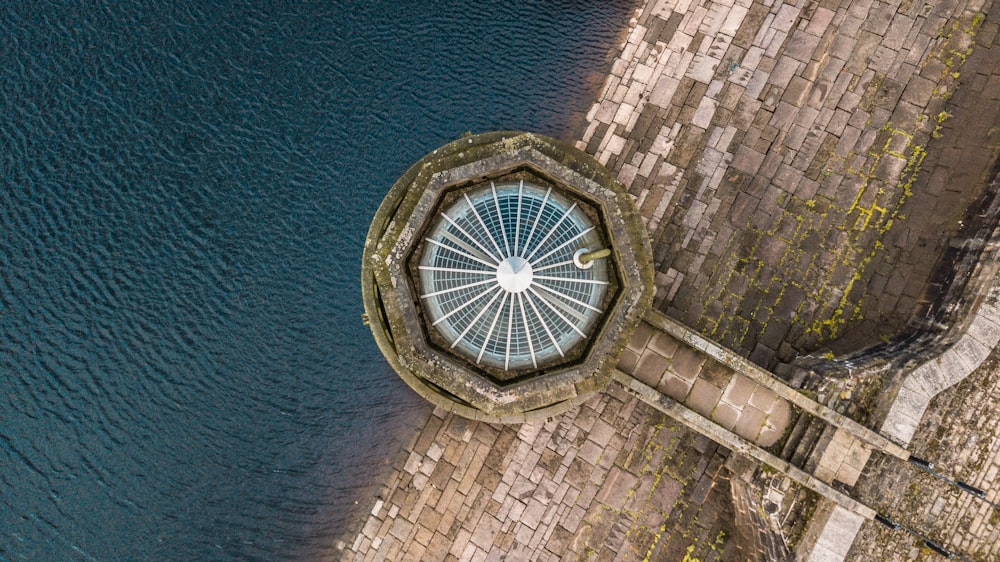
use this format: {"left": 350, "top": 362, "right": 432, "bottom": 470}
{"left": 881, "top": 275, "right": 1000, "bottom": 444}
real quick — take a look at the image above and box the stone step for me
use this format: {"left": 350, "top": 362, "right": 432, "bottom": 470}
{"left": 785, "top": 415, "right": 830, "bottom": 471}
{"left": 803, "top": 424, "right": 839, "bottom": 475}
{"left": 779, "top": 410, "right": 813, "bottom": 461}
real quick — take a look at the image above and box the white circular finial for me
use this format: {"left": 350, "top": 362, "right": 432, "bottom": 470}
{"left": 496, "top": 256, "right": 533, "bottom": 293}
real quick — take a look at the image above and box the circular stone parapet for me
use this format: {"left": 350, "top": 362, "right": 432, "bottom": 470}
{"left": 362, "top": 131, "right": 654, "bottom": 422}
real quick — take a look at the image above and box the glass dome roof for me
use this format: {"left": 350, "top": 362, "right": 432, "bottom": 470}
{"left": 419, "top": 180, "right": 608, "bottom": 370}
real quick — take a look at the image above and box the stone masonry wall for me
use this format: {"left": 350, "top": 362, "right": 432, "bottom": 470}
{"left": 778, "top": 0, "right": 1000, "bottom": 391}
{"left": 339, "top": 385, "right": 760, "bottom": 561}
{"left": 578, "top": 0, "right": 996, "bottom": 368}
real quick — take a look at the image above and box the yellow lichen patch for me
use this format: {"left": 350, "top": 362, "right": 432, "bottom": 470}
{"left": 681, "top": 543, "right": 702, "bottom": 562}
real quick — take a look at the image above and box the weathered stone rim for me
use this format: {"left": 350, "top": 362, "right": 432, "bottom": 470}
{"left": 362, "top": 131, "right": 654, "bottom": 422}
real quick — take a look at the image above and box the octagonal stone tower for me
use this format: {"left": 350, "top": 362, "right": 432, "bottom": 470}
{"left": 362, "top": 132, "right": 653, "bottom": 422}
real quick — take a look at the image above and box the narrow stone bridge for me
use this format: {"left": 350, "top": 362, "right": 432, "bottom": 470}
{"left": 338, "top": 309, "right": 916, "bottom": 561}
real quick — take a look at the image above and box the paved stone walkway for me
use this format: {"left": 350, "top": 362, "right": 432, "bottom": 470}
{"left": 578, "top": 0, "right": 996, "bottom": 367}
{"left": 620, "top": 318, "right": 792, "bottom": 446}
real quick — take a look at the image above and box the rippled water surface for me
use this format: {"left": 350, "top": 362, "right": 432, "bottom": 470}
{"left": 0, "top": 2, "right": 632, "bottom": 560}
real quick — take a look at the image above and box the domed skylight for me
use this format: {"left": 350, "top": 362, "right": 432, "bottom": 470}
{"left": 419, "top": 180, "right": 608, "bottom": 370}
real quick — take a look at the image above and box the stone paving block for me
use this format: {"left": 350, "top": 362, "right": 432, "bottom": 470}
{"left": 670, "top": 345, "right": 708, "bottom": 382}
{"left": 747, "top": 384, "right": 778, "bottom": 412}
{"left": 414, "top": 416, "right": 445, "bottom": 453}
{"left": 984, "top": 73, "right": 1000, "bottom": 101}
{"left": 470, "top": 513, "right": 502, "bottom": 550}
{"left": 633, "top": 350, "right": 670, "bottom": 387}
{"left": 701, "top": 358, "right": 734, "bottom": 389}
{"left": 843, "top": 440, "right": 872, "bottom": 473}
{"left": 589, "top": 419, "right": 616, "bottom": 448}
{"left": 756, "top": 425, "right": 784, "bottom": 449}
{"left": 812, "top": 463, "right": 838, "bottom": 487}
{"left": 521, "top": 498, "right": 548, "bottom": 530}
{"left": 966, "top": 306, "right": 1000, "bottom": 348}
{"left": 712, "top": 401, "right": 740, "bottom": 430}
{"left": 769, "top": 57, "right": 802, "bottom": 91}
{"left": 403, "top": 451, "right": 422, "bottom": 475}
{"left": 823, "top": 430, "right": 851, "bottom": 464}
{"left": 617, "top": 348, "right": 640, "bottom": 373}
{"left": 950, "top": 336, "right": 991, "bottom": 374}
{"left": 691, "top": 473, "right": 717, "bottom": 505}
{"left": 805, "top": 6, "right": 837, "bottom": 35}
{"left": 773, "top": 3, "right": 801, "bottom": 31}
{"left": 912, "top": 353, "right": 966, "bottom": 397}
{"left": 418, "top": 456, "right": 437, "bottom": 477}
{"left": 733, "top": 404, "right": 766, "bottom": 442}
{"left": 574, "top": 405, "right": 600, "bottom": 434}
{"left": 785, "top": 30, "right": 824, "bottom": 63}
{"left": 761, "top": 395, "right": 790, "bottom": 435}
{"left": 687, "top": 378, "right": 725, "bottom": 417}
{"left": 578, "top": 440, "right": 604, "bottom": 467}
{"left": 627, "top": 321, "right": 654, "bottom": 353}
{"left": 880, "top": 385, "right": 927, "bottom": 445}
{"left": 400, "top": 542, "right": 426, "bottom": 562}
{"left": 721, "top": 373, "right": 756, "bottom": 407}
{"left": 657, "top": 372, "right": 694, "bottom": 402}
{"left": 461, "top": 544, "right": 486, "bottom": 562}
{"left": 648, "top": 331, "right": 680, "bottom": 358}
{"left": 596, "top": 466, "right": 639, "bottom": 510}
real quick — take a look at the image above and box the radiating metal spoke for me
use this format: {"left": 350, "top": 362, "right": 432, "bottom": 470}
{"left": 537, "top": 288, "right": 589, "bottom": 323}
{"left": 517, "top": 292, "right": 537, "bottom": 368}
{"left": 533, "top": 259, "right": 575, "bottom": 272}
{"left": 421, "top": 277, "right": 495, "bottom": 299}
{"left": 530, "top": 226, "right": 596, "bottom": 267}
{"left": 452, "top": 288, "right": 506, "bottom": 349}
{"left": 491, "top": 182, "right": 512, "bottom": 257}
{"left": 428, "top": 234, "right": 497, "bottom": 268}
{"left": 421, "top": 180, "right": 608, "bottom": 370}
{"left": 525, "top": 292, "right": 564, "bottom": 357}
{"left": 524, "top": 202, "right": 577, "bottom": 262}
{"left": 514, "top": 180, "right": 524, "bottom": 257}
{"left": 535, "top": 275, "right": 609, "bottom": 285}
{"left": 478, "top": 291, "right": 509, "bottom": 363}
{"left": 505, "top": 294, "right": 515, "bottom": 370}
{"left": 527, "top": 286, "right": 586, "bottom": 337}
{"left": 433, "top": 285, "right": 501, "bottom": 327}
{"left": 419, "top": 266, "right": 494, "bottom": 275}
{"left": 441, "top": 211, "right": 502, "bottom": 264}
{"left": 465, "top": 193, "right": 506, "bottom": 261}
{"left": 520, "top": 186, "right": 551, "bottom": 258}
{"left": 533, "top": 282, "right": 603, "bottom": 313}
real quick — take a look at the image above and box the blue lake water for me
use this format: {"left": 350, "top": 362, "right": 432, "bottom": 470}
{"left": 0, "top": 2, "right": 632, "bottom": 560}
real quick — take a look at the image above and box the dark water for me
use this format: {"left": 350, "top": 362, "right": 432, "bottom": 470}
{"left": 0, "top": 2, "right": 632, "bottom": 560}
